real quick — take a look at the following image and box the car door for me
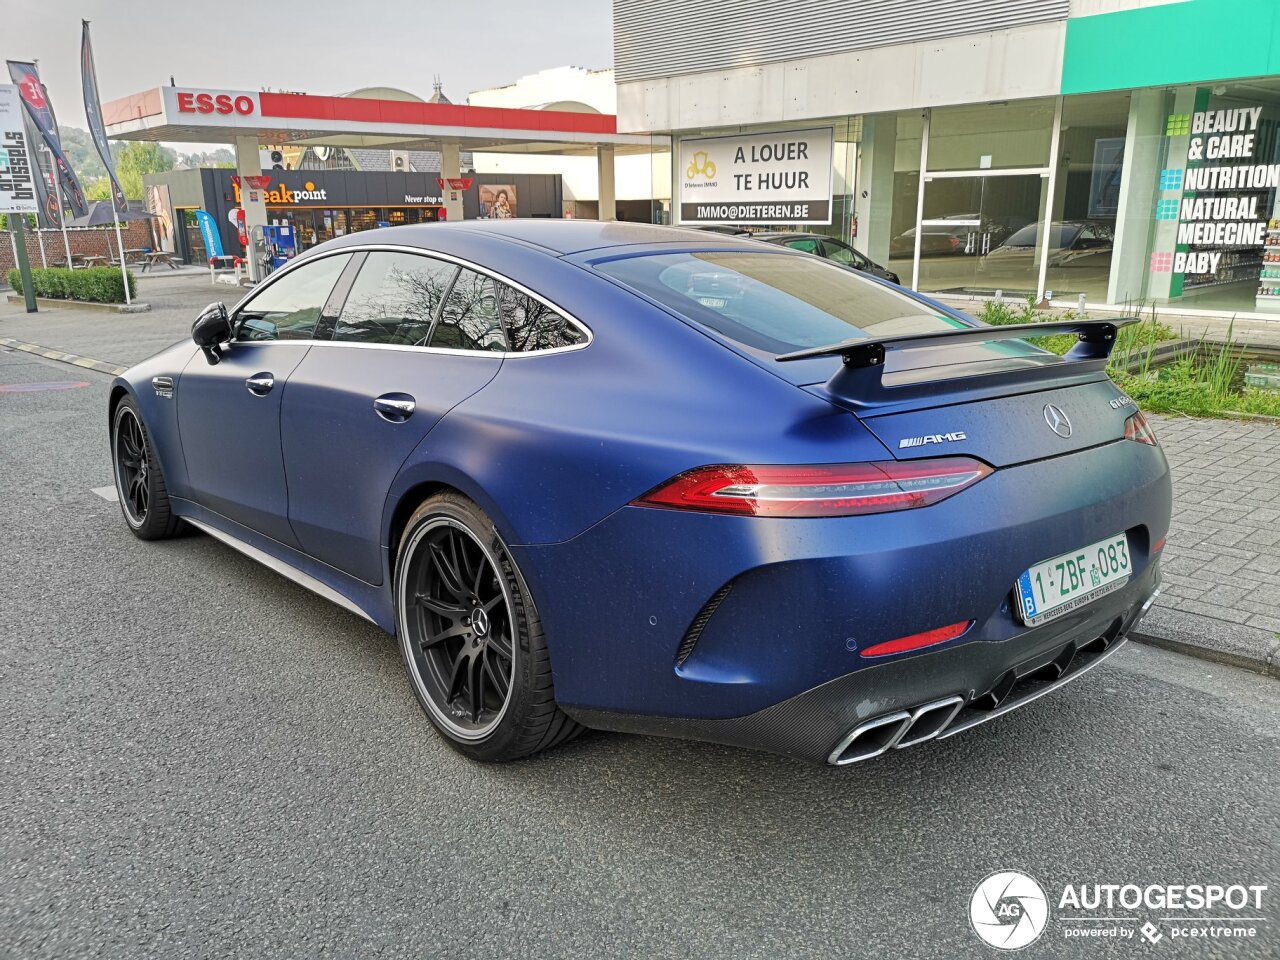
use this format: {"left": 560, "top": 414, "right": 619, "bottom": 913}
{"left": 280, "top": 253, "right": 506, "bottom": 584}
{"left": 177, "top": 252, "right": 352, "bottom": 545}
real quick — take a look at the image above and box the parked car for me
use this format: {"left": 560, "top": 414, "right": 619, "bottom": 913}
{"left": 688, "top": 224, "right": 755, "bottom": 236}
{"left": 109, "top": 220, "right": 1169, "bottom": 766}
{"left": 753, "top": 232, "right": 900, "bottom": 283}
{"left": 984, "top": 220, "right": 1115, "bottom": 268}
{"left": 889, "top": 215, "right": 1019, "bottom": 260}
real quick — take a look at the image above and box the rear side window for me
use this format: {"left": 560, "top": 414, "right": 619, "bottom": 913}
{"left": 786, "top": 237, "right": 821, "bottom": 255}
{"left": 596, "top": 251, "right": 961, "bottom": 355}
{"left": 333, "top": 252, "right": 458, "bottom": 345}
{"left": 234, "top": 253, "right": 350, "bottom": 341}
{"left": 430, "top": 268, "right": 507, "bottom": 352}
{"left": 495, "top": 282, "right": 585, "bottom": 352}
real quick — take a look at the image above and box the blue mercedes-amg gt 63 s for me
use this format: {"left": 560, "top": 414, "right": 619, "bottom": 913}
{"left": 109, "top": 221, "right": 1170, "bottom": 765}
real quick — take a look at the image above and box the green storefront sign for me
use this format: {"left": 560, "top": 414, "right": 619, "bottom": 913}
{"left": 1063, "top": 0, "right": 1280, "bottom": 96}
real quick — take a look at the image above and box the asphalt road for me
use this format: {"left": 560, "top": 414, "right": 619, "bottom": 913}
{"left": 2, "top": 345, "right": 1278, "bottom": 960}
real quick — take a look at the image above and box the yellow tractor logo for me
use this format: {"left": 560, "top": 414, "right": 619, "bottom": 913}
{"left": 686, "top": 151, "right": 717, "bottom": 181}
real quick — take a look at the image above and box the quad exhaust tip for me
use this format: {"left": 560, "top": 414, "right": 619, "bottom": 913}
{"left": 828, "top": 621, "right": 1136, "bottom": 765}
{"left": 828, "top": 696, "right": 964, "bottom": 766}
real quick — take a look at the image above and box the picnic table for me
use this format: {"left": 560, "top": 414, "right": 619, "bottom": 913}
{"left": 121, "top": 248, "right": 149, "bottom": 265}
{"left": 77, "top": 254, "right": 108, "bottom": 268}
{"left": 140, "top": 250, "right": 182, "bottom": 272}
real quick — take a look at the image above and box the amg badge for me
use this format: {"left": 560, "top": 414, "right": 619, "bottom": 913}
{"left": 899, "top": 431, "right": 967, "bottom": 449}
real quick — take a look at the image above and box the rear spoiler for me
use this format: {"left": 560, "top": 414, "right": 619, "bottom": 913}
{"left": 776, "top": 318, "right": 1140, "bottom": 413}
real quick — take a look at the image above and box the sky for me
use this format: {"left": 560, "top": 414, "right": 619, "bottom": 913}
{"left": 7, "top": 0, "right": 614, "bottom": 139}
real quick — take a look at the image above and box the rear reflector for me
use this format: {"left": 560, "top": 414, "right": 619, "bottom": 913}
{"left": 633, "top": 457, "right": 992, "bottom": 518}
{"left": 1153, "top": 537, "right": 1166, "bottom": 553}
{"left": 1124, "top": 410, "right": 1159, "bottom": 446}
{"left": 859, "top": 621, "right": 973, "bottom": 658}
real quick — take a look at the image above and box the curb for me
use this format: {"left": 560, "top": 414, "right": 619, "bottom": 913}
{"left": 0, "top": 337, "right": 127, "bottom": 376}
{"left": 6, "top": 294, "right": 151, "bottom": 314}
{"left": 1129, "top": 631, "right": 1280, "bottom": 679}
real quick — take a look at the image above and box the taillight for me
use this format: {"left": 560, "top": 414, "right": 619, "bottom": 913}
{"left": 859, "top": 621, "right": 973, "bottom": 658}
{"left": 632, "top": 457, "right": 992, "bottom": 518}
{"left": 1124, "top": 410, "right": 1158, "bottom": 446}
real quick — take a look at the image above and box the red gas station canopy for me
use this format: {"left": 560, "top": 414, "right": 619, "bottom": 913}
{"left": 102, "top": 86, "right": 665, "bottom": 155}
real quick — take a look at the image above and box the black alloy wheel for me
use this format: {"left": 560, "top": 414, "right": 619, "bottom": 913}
{"left": 395, "top": 493, "right": 583, "bottom": 761}
{"left": 403, "top": 516, "right": 515, "bottom": 736}
{"left": 114, "top": 407, "right": 150, "bottom": 525}
{"left": 111, "top": 396, "right": 183, "bottom": 540}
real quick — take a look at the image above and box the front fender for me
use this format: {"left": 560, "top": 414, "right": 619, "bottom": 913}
{"left": 111, "top": 343, "right": 201, "bottom": 501}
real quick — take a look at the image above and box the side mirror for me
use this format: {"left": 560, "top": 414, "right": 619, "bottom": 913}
{"left": 192, "top": 302, "right": 231, "bottom": 364}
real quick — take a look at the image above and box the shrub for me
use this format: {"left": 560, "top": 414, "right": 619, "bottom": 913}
{"left": 6, "top": 266, "right": 136, "bottom": 303}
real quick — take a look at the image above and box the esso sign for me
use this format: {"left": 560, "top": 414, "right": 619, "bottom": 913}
{"left": 176, "top": 91, "right": 256, "bottom": 116}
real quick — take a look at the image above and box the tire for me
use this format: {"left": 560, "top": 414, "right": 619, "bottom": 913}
{"left": 111, "top": 396, "right": 183, "bottom": 541}
{"left": 395, "top": 492, "right": 583, "bottom": 761}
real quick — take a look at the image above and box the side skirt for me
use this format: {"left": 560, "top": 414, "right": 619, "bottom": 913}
{"left": 173, "top": 499, "right": 395, "bottom": 631}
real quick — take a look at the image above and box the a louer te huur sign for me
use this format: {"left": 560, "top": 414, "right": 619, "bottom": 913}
{"left": 678, "top": 127, "right": 834, "bottom": 225}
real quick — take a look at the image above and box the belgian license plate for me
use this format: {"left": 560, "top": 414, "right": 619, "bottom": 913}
{"left": 1014, "top": 534, "right": 1131, "bottom": 627}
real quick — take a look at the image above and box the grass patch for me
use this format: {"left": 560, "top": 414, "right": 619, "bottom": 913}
{"left": 974, "top": 298, "right": 1278, "bottom": 419}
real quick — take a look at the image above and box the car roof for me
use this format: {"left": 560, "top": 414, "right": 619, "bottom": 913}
{"left": 391, "top": 219, "right": 774, "bottom": 256}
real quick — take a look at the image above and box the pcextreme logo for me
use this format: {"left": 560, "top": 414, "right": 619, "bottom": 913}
{"left": 232, "top": 180, "right": 328, "bottom": 204}
{"left": 684, "top": 150, "right": 718, "bottom": 185}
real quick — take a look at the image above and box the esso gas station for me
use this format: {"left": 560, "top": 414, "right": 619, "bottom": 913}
{"left": 102, "top": 84, "right": 667, "bottom": 281}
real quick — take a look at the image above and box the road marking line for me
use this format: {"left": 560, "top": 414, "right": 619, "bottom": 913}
{"left": 91, "top": 485, "right": 119, "bottom": 502}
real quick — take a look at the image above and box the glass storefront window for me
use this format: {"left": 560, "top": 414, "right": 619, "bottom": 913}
{"left": 916, "top": 173, "right": 1048, "bottom": 297}
{"left": 927, "top": 99, "right": 1056, "bottom": 172}
{"left": 1044, "top": 91, "right": 1130, "bottom": 304}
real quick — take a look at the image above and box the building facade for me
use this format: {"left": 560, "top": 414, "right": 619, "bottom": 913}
{"left": 469, "top": 66, "right": 670, "bottom": 222}
{"left": 146, "top": 167, "right": 562, "bottom": 264}
{"left": 615, "top": 0, "right": 1280, "bottom": 319}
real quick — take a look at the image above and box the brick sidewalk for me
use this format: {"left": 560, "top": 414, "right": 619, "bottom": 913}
{"left": 1140, "top": 414, "right": 1280, "bottom": 676}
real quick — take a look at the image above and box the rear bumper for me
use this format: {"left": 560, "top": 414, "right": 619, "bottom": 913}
{"left": 564, "top": 565, "right": 1159, "bottom": 764}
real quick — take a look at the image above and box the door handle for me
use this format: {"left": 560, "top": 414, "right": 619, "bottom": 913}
{"left": 374, "top": 393, "right": 416, "bottom": 423}
{"left": 245, "top": 373, "right": 274, "bottom": 396}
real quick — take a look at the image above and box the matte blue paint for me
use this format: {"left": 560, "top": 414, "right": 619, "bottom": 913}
{"left": 112, "top": 220, "right": 1172, "bottom": 745}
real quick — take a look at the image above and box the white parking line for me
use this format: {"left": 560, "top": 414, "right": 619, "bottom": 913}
{"left": 91, "top": 485, "right": 119, "bottom": 503}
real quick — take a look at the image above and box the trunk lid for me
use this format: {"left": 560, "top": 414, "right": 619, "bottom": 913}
{"left": 857, "top": 378, "right": 1135, "bottom": 468}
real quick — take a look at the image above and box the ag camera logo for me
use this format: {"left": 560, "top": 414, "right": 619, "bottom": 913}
{"left": 970, "top": 870, "right": 1050, "bottom": 950}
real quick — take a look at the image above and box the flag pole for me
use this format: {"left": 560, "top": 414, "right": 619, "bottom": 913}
{"left": 46, "top": 144, "right": 72, "bottom": 266}
{"left": 80, "top": 20, "right": 131, "bottom": 304}
{"left": 108, "top": 191, "right": 131, "bottom": 304}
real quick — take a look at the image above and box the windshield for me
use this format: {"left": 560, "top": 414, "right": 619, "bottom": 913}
{"left": 1003, "top": 223, "right": 1081, "bottom": 249}
{"left": 596, "top": 251, "right": 963, "bottom": 355}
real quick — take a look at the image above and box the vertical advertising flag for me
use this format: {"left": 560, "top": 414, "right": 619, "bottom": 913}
{"left": 192, "top": 208, "right": 225, "bottom": 258}
{"left": 22, "top": 110, "right": 61, "bottom": 227}
{"left": 81, "top": 21, "right": 127, "bottom": 212}
{"left": 6, "top": 60, "right": 89, "bottom": 218}
{"left": 0, "top": 83, "right": 39, "bottom": 215}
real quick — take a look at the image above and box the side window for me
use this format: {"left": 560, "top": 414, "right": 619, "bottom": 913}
{"left": 429, "top": 269, "right": 507, "bottom": 352}
{"left": 787, "top": 237, "right": 821, "bottom": 255}
{"left": 495, "top": 282, "right": 586, "bottom": 352}
{"left": 234, "top": 254, "right": 350, "bottom": 342}
{"left": 822, "top": 240, "right": 863, "bottom": 267}
{"left": 332, "top": 252, "right": 458, "bottom": 345}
